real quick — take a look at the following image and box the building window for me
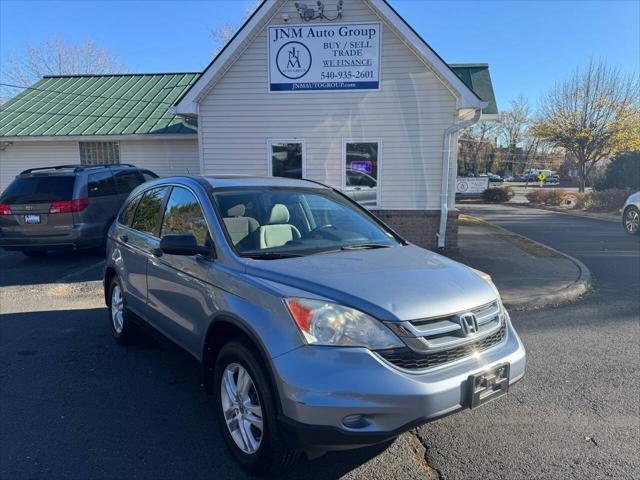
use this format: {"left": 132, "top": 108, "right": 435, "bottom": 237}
{"left": 270, "top": 141, "right": 303, "bottom": 179}
{"left": 79, "top": 141, "right": 120, "bottom": 165}
{"left": 343, "top": 141, "right": 379, "bottom": 207}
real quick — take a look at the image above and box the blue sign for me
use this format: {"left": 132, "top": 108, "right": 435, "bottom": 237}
{"left": 268, "top": 23, "right": 381, "bottom": 92}
{"left": 350, "top": 161, "right": 373, "bottom": 174}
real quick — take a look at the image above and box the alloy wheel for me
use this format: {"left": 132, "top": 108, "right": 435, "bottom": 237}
{"left": 111, "top": 285, "right": 124, "bottom": 334}
{"left": 220, "top": 362, "right": 264, "bottom": 454}
{"left": 625, "top": 208, "right": 639, "bottom": 234}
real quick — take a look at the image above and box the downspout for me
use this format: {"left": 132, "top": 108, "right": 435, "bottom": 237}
{"left": 437, "top": 108, "right": 482, "bottom": 249}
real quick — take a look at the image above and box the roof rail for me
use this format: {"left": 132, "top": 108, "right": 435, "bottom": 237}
{"left": 20, "top": 163, "right": 137, "bottom": 174}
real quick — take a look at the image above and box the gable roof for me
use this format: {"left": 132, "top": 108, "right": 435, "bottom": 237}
{"left": 0, "top": 73, "right": 199, "bottom": 138}
{"left": 172, "top": 0, "right": 487, "bottom": 115}
{"left": 450, "top": 64, "right": 498, "bottom": 116}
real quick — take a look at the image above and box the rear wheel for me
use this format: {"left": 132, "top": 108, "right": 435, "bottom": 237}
{"left": 22, "top": 250, "right": 47, "bottom": 258}
{"left": 107, "top": 277, "right": 137, "bottom": 344}
{"left": 214, "top": 341, "right": 299, "bottom": 476}
{"left": 623, "top": 206, "right": 639, "bottom": 235}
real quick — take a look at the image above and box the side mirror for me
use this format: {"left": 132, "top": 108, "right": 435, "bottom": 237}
{"left": 159, "top": 234, "right": 211, "bottom": 256}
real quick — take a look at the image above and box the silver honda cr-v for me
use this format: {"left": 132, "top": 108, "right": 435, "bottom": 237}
{"left": 103, "top": 175, "right": 526, "bottom": 475}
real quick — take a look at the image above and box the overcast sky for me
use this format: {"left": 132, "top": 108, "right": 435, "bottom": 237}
{"left": 1, "top": 0, "right": 638, "bottom": 111}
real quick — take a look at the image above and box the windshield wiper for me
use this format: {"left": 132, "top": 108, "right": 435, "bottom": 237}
{"left": 242, "top": 252, "right": 304, "bottom": 260}
{"left": 340, "top": 243, "right": 393, "bottom": 251}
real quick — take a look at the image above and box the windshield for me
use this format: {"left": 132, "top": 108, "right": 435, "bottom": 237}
{"left": 211, "top": 187, "right": 402, "bottom": 258}
{"left": 0, "top": 176, "right": 75, "bottom": 204}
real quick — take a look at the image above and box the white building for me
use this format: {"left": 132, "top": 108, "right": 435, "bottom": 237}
{"left": 0, "top": 0, "right": 497, "bottom": 249}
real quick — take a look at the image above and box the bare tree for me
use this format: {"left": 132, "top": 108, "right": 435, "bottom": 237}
{"left": 210, "top": 0, "right": 261, "bottom": 55}
{"left": 533, "top": 60, "right": 640, "bottom": 191}
{"left": 497, "top": 96, "right": 532, "bottom": 174}
{"left": 458, "top": 121, "right": 498, "bottom": 175}
{"left": 2, "top": 36, "right": 126, "bottom": 90}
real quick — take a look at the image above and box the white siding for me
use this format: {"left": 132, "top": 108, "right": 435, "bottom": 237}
{"left": 119, "top": 139, "right": 199, "bottom": 177}
{"left": 0, "top": 142, "right": 80, "bottom": 191}
{"left": 198, "top": 0, "right": 458, "bottom": 210}
{"left": 0, "top": 138, "right": 199, "bottom": 191}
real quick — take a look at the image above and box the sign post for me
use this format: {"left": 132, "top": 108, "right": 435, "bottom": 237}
{"left": 268, "top": 22, "right": 381, "bottom": 92}
{"left": 537, "top": 172, "right": 546, "bottom": 187}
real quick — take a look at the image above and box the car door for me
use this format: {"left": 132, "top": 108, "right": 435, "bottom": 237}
{"left": 116, "top": 186, "right": 170, "bottom": 316}
{"left": 146, "top": 185, "right": 215, "bottom": 355}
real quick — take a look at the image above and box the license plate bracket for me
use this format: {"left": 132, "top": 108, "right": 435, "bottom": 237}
{"left": 468, "top": 362, "right": 510, "bottom": 409}
{"left": 24, "top": 214, "right": 41, "bottom": 224}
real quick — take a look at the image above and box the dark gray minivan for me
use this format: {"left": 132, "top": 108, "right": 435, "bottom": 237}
{"left": 0, "top": 164, "right": 157, "bottom": 256}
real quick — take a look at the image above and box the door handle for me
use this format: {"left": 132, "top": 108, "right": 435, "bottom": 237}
{"left": 121, "top": 234, "right": 129, "bottom": 243}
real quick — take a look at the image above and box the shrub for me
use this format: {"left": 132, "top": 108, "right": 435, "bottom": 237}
{"left": 571, "top": 192, "right": 590, "bottom": 209}
{"left": 585, "top": 188, "right": 630, "bottom": 212}
{"left": 482, "top": 186, "right": 513, "bottom": 203}
{"left": 593, "top": 151, "right": 640, "bottom": 191}
{"left": 525, "top": 189, "right": 546, "bottom": 204}
{"left": 543, "top": 189, "right": 570, "bottom": 206}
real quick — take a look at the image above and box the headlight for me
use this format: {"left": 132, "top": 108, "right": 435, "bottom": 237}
{"left": 284, "top": 298, "right": 404, "bottom": 349}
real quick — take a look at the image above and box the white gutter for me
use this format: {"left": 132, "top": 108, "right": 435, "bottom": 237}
{"left": 437, "top": 108, "right": 483, "bottom": 249}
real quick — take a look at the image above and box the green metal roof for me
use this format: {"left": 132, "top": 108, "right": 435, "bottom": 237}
{"left": 0, "top": 73, "right": 199, "bottom": 137}
{"left": 449, "top": 64, "right": 498, "bottom": 116}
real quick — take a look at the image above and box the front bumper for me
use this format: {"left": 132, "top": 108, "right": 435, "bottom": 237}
{"left": 273, "top": 314, "right": 525, "bottom": 449}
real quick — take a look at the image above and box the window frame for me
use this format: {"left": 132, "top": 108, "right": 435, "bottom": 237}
{"left": 341, "top": 139, "right": 382, "bottom": 209}
{"left": 266, "top": 139, "right": 306, "bottom": 179}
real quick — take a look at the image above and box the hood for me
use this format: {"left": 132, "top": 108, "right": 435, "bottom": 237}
{"left": 244, "top": 245, "right": 498, "bottom": 321}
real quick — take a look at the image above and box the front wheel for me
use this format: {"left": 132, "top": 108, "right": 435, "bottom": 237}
{"left": 214, "top": 341, "right": 299, "bottom": 475}
{"left": 623, "top": 206, "right": 639, "bottom": 235}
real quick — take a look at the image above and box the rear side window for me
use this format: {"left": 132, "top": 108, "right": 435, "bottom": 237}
{"left": 87, "top": 171, "right": 117, "bottom": 197}
{"left": 114, "top": 170, "right": 145, "bottom": 194}
{"left": 0, "top": 176, "right": 75, "bottom": 204}
{"left": 119, "top": 194, "right": 142, "bottom": 226}
{"left": 161, "top": 187, "right": 209, "bottom": 246}
{"left": 131, "top": 187, "right": 170, "bottom": 236}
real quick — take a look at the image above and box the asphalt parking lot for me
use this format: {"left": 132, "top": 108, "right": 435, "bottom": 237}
{"left": 1, "top": 206, "right": 639, "bottom": 480}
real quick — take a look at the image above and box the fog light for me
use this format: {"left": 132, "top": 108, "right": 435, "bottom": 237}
{"left": 342, "top": 414, "right": 369, "bottom": 429}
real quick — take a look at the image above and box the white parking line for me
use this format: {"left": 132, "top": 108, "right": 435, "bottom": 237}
{"left": 57, "top": 260, "right": 105, "bottom": 282}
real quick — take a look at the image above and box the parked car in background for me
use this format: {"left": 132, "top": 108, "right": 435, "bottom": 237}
{"left": 546, "top": 174, "right": 560, "bottom": 185}
{"left": 344, "top": 168, "right": 378, "bottom": 205}
{"left": 622, "top": 192, "right": 640, "bottom": 235}
{"left": 0, "top": 164, "right": 157, "bottom": 257}
{"left": 104, "top": 175, "right": 526, "bottom": 475}
{"left": 488, "top": 174, "right": 503, "bottom": 184}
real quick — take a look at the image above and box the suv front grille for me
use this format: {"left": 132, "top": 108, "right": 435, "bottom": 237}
{"left": 376, "top": 324, "right": 506, "bottom": 370}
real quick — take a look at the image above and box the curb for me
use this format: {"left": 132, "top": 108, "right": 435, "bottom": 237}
{"left": 463, "top": 215, "right": 592, "bottom": 310}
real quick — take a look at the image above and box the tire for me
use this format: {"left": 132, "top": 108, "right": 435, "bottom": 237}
{"left": 22, "top": 250, "right": 47, "bottom": 258}
{"left": 623, "top": 206, "right": 640, "bottom": 235}
{"left": 214, "top": 340, "right": 299, "bottom": 476}
{"left": 107, "top": 277, "right": 137, "bottom": 344}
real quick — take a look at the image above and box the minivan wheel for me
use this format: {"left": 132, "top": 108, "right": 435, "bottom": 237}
{"left": 214, "top": 341, "right": 299, "bottom": 475}
{"left": 108, "top": 277, "right": 137, "bottom": 344}
{"left": 623, "top": 206, "right": 640, "bottom": 235}
{"left": 22, "top": 250, "right": 47, "bottom": 258}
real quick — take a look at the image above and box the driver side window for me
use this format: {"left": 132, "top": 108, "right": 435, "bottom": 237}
{"left": 161, "top": 187, "right": 209, "bottom": 247}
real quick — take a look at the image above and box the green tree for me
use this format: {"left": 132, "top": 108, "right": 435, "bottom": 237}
{"left": 533, "top": 60, "right": 640, "bottom": 192}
